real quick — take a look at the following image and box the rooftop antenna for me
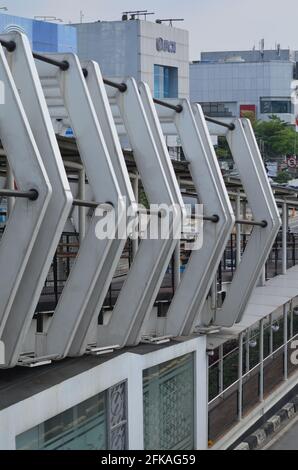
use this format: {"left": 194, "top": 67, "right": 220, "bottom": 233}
{"left": 122, "top": 10, "right": 155, "bottom": 21}
{"left": 260, "top": 38, "right": 265, "bottom": 59}
{"left": 155, "top": 18, "right": 184, "bottom": 27}
{"left": 80, "top": 10, "right": 84, "bottom": 23}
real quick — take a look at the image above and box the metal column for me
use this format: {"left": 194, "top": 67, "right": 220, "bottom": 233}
{"left": 284, "top": 304, "right": 288, "bottom": 381}
{"left": 238, "top": 332, "right": 244, "bottom": 420}
{"left": 259, "top": 318, "right": 264, "bottom": 401}
{"left": 282, "top": 201, "right": 288, "bottom": 275}
{"left": 132, "top": 171, "right": 139, "bottom": 259}
{"left": 78, "top": 168, "right": 86, "bottom": 244}
{"left": 236, "top": 190, "right": 241, "bottom": 267}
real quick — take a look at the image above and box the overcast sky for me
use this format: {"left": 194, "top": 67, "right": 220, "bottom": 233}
{"left": 4, "top": 0, "right": 298, "bottom": 59}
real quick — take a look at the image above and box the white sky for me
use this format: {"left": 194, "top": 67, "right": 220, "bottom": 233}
{"left": 4, "top": 0, "right": 298, "bottom": 59}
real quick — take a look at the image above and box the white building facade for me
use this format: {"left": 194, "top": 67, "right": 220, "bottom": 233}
{"left": 190, "top": 49, "right": 298, "bottom": 124}
{"left": 75, "top": 19, "right": 189, "bottom": 99}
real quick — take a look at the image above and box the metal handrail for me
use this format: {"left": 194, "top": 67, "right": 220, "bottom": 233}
{"left": 208, "top": 332, "right": 298, "bottom": 405}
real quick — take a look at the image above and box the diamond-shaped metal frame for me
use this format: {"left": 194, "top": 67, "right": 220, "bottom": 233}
{"left": 0, "top": 32, "right": 73, "bottom": 367}
{"left": 0, "top": 41, "right": 52, "bottom": 361}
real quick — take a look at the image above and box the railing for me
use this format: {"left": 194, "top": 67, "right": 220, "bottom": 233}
{"left": 208, "top": 312, "right": 298, "bottom": 443}
{"left": 32, "top": 227, "right": 298, "bottom": 315}
{"left": 219, "top": 232, "right": 298, "bottom": 282}
{"left": 1, "top": 195, "right": 298, "bottom": 331}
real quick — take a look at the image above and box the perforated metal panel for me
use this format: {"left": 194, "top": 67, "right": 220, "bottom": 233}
{"left": 143, "top": 354, "right": 194, "bottom": 450}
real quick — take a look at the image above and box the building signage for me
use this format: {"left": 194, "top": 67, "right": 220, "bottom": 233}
{"left": 287, "top": 155, "right": 297, "bottom": 168}
{"left": 156, "top": 37, "right": 176, "bottom": 54}
{"left": 240, "top": 104, "right": 256, "bottom": 119}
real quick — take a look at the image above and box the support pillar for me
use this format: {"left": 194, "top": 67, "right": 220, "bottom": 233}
{"left": 259, "top": 319, "right": 264, "bottom": 401}
{"left": 78, "top": 168, "right": 86, "bottom": 244}
{"left": 284, "top": 304, "right": 288, "bottom": 381}
{"left": 238, "top": 332, "right": 243, "bottom": 421}
{"left": 132, "top": 172, "right": 139, "bottom": 259}
{"left": 236, "top": 190, "right": 241, "bottom": 267}
{"left": 282, "top": 201, "right": 288, "bottom": 275}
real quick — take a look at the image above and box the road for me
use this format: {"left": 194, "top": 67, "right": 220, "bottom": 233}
{"left": 269, "top": 418, "right": 298, "bottom": 450}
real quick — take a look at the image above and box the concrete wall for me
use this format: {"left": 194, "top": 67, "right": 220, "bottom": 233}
{"left": 0, "top": 337, "right": 207, "bottom": 450}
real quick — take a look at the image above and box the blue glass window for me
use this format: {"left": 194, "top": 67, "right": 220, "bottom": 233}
{"left": 154, "top": 65, "right": 178, "bottom": 99}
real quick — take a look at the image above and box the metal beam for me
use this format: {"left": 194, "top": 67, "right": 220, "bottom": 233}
{"left": 98, "top": 79, "right": 183, "bottom": 348}
{"left": 0, "top": 35, "right": 52, "bottom": 362}
{"left": 0, "top": 188, "right": 38, "bottom": 200}
{"left": 164, "top": 102, "right": 234, "bottom": 336}
{"left": 42, "top": 53, "right": 124, "bottom": 359}
{"left": 0, "top": 32, "right": 71, "bottom": 368}
{"left": 215, "top": 119, "right": 281, "bottom": 327}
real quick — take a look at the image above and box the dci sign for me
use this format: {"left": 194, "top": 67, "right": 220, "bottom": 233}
{"left": 156, "top": 37, "right": 176, "bottom": 53}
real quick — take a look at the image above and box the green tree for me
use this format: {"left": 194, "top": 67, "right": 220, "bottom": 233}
{"left": 253, "top": 115, "right": 296, "bottom": 159}
{"left": 275, "top": 170, "right": 291, "bottom": 184}
{"left": 215, "top": 136, "right": 232, "bottom": 159}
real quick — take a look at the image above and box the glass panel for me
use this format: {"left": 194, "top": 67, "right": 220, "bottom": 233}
{"left": 16, "top": 392, "right": 107, "bottom": 450}
{"left": 264, "top": 323, "right": 271, "bottom": 357}
{"left": 143, "top": 353, "right": 194, "bottom": 450}
{"left": 248, "top": 330, "right": 260, "bottom": 370}
{"left": 154, "top": 64, "right": 163, "bottom": 98}
{"left": 208, "top": 347, "right": 220, "bottom": 400}
{"left": 223, "top": 349, "right": 239, "bottom": 388}
{"left": 260, "top": 99, "right": 291, "bottom": 114}
{"left": 273, "top": 317, "right": 284, "bottom": 351}
{"left": 222, "top": 340, "right": 239, "bottom": 388}
{"left": 209, "top": 362, "right": 219, "bottom": 400}
{"left": 154, "top": 65, "right": 178, "bottom": 99}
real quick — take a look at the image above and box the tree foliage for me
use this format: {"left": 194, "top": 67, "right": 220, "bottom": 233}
{"left": 215, "top": 136, "right": 231, "bottom": 159}
{"left": 275, "top": 170, "right": 291, "bottom": 184}
{"left": 215, "top": 115, "right": 296, "bottom": 164}
{"left": 253, "top": 115, "right": 296, "bottom": 159}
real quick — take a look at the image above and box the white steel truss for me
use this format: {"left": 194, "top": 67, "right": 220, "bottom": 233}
{"left": 0, "top": 33, "right": 282, "bottom": 366}
{"left": 98, "top": 79, "right": 183, "bottom": 348}
{"left": 67, "top": 61, "right": 137, "bottom": 357}
{"left": 35, "top": 53, "right": 125, "bottom": 359}
{"left": 214, "top": 119, "right": 281, "bottom": 327}
{"left": 153, "top": 101, "right": 235, "bottom": 337}
{"left": 0, "top": 39, "right": 52, "bottom": 363}
{"left": 0, "top": 32, "right": 72, "bottom": 368}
